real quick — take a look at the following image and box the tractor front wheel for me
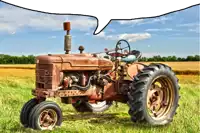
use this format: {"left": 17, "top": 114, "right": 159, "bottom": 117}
{"left": 28, "top": 101, "right": 63, "bottom": 130}
{"left": 127, "top": 63, "right": 180, "bottom": 125}
{"left": 20, "top": 98, "right": 38, "bottom": 127}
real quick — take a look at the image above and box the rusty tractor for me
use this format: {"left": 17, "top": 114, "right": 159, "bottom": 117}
{"left": 20, "top": 22, "right": 180, "bottom": 130}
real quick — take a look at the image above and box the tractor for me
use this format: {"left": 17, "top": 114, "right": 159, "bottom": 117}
{"left": 20, "top": 22, "right": 180, "bottom": 130}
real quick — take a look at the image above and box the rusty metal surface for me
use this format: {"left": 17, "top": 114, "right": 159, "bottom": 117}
{"left": 127, "top": 63, "right": 145, "bottom": 78}
{"left": 32, "top": 89, "right": 91, "bottom": 98}
{"left": 36, "top": 64, "right": 60, "bottom": 90}
{"left": 35, "top": 61, "right": 145, "bottom": 95}
{"left": 36, "top": 54, "right": 113, "bottom": 71}
{"left": 38, "top": 108, "right": 58, "bottom": 130}
{"left": 63, "top": 22, "right": 71, "bottom": 31}
{"left": 33, "top": 80, "right": 127, "bottom": 103}
{"left": 35, "top": 56, "right": 147, "bottom": 102}
{"left": 35, "top": 53, "right": 114, "bottom": 90}
{"left": 147, "top": 76, "right": 174, "bottom": 119}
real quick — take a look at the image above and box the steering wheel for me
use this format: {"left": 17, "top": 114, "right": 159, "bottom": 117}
{"left": 106, "top": 39, "right": 131, "bottom": 58}
{"left": 115, "top": 39, "right": 131, "bottom": 57}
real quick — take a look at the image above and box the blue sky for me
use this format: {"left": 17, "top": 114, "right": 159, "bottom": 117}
{"left": 0, "top": 2, "right": 199, "bottom": 57}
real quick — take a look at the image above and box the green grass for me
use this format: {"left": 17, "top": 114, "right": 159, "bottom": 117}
{"left": 0, "top": 75, "right": 199, "bottom": 133}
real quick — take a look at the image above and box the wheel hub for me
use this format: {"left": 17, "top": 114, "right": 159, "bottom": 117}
{"left": 147, "top": 85, "right": 164, "bottom": 117}
{"left": 147, "top": 76, "right": 173, "bottom": 119}
{"left": 39, "top": 109, "right": 57, "bottom": 130}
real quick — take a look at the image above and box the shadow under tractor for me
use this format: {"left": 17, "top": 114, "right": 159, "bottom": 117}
{"left": 20, "top": 22, "right": 180, "bottom": 130}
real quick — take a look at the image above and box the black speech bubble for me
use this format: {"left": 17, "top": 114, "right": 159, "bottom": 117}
{"left": 0, "top": 0, "right": 200, "bottom": 35}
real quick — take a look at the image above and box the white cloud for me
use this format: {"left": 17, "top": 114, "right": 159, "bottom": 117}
{"left": 117, "top": 16, "right": 171, "bottom": 26}
{"left": 49, "top": 36, "right": 57, "bottom": 39}
{"left": 145, "top": 28, "right": 174, "bottom": 32}
{"left": 107, "top": 28, "right": 116, "bottom": 33}
{"left": 177, "top": 22, "right": 199, "bottom": 27}
{"left": 10, "top": 31, "right": 16, "bottom": 35}
{"left": 118, "top": 33, "right": 151, "bottom": 42}
{"left": 96, "top": 31, "right": 106, "bottom": 37}
{"left": 0, "top": 4, "right": 96, "bottom": 34}
{"left": 118, "top": 19, "right": 144, "bottom": 25}
{"left": 177, "top": 22, "right": 200, "bottom": 33}
{"left": 84, "top": 32, "right": 91, "bottom": 36}
{"left": 95, "top": 32, "right": 151, "bottom": 42}
{"left": 172, "top": 33, "right": 182, "bottom": 36}
{"left": 189, "top": 27, "right": 199, "bottom": 33}
{"left": 149, "top": 16, "right": 171, "bottom": 24}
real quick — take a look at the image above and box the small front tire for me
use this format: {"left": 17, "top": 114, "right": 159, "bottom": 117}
{"left": 28, "top": 101, "right": 63, "bottom": 130}
{"left": 20, "top": 98, "right": 38, "bottom": 127}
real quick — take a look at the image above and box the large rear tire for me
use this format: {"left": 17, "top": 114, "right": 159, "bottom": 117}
{"left": 127, "top": 63, "right": 180, "bottom": 125}
{"left": 72, "top": 101, "right": 112, "bottom": 113}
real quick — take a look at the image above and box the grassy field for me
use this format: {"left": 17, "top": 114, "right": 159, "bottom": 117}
{"left": 0, "top": 65, "right": 199, "bottom": 133}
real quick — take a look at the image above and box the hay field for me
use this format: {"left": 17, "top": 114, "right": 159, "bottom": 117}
{"left": 0, "top": 64, "right": 35, "bottom": 69}
{"left": 141, "top": 61, "right": 200, "bottom": 71}
{"left": 0, "top": 69, "right": 35, "bottom": 77}
{"left": 0, "top": 64, "right": 199, "bottom": 133}
{"left": 0, "top": 61, "right": 199, "bottom": 70}
{"left": 0, "top": 61, "right": 199, "bottom": 76}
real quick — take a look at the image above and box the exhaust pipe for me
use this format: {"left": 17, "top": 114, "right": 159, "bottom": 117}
{"left": 63, "top": 22, "right": 72, "bottom": 54}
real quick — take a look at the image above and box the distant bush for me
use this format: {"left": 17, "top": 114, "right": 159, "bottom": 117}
{"left": 138, "top": 55, "right": 200, "bottom": 62}
{"left": 0, "top": 54, "right": 35, "bottom": 64}
{"left": 0, "top": 54, "right": 199, "bottom": 64}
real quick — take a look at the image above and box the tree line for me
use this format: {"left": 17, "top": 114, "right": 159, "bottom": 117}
{"left": 0, "top": 54, "right": 35, "bottom": 64}
{"left": 139, "top": 55, "right": 200, "bottom": 62}
{"left": 103, "top": 55, "right": 200, "bottom": 62}
{"left": 0, "top": 54, "right": 199, "bottom": 64}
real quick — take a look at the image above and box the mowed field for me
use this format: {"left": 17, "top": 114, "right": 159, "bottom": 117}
{"left": 0, "top": 62, "right": 199, "bottom": 133}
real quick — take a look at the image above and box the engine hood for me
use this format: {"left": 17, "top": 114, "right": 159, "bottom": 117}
{"left": 36, "top": 53, "right": 113, "bottom": 71}
{"left": 36, "top": 53, "right": 95, "bottom": 64}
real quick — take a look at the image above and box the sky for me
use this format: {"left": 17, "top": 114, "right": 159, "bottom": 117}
{"left": 0, "top": 2, "right": 199, "bottom": 57}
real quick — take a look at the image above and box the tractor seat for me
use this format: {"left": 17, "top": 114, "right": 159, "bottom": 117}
{"left": 121, "top": 50, "right": 142, "bottom": 63}
{"left": 129, "top": 50, "right": 142, "bottom": 59}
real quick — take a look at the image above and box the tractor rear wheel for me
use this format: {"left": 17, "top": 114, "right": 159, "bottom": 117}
{"left": 127, "top": 63, "right": 180, "bottom": 125}
{"left": 20, "top": 98, "right": 38, "bottom": 127}
{"left": 72, "top": 101, "right": 112, "bottom": 113}
{"left": 28, "top": 101, "right": 63, "bottom": 130}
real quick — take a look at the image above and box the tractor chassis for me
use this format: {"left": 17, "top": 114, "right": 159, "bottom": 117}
{"left": 32, "top": 82, "right": 128, "bottom": 104}
{"left": 32, "top": 88, "right": 90, "bottom": 98}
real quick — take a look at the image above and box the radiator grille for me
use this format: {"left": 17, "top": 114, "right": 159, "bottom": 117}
{"left": 36, "top": 64, "right": 53, "bottom": 89}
